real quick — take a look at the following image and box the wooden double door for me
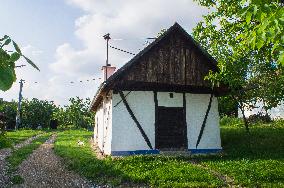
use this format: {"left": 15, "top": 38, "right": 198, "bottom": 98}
{"left": 155, "top": 106, "right": 187, "bottom": 150}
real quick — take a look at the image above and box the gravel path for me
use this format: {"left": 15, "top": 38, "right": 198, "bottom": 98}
{"left": 13, "top": 134, "right": 93, "bottom": 188}
{"left": 0, "top": 135, "right": 41, "bottom": 188}
{"left": 0, "top": 148, "right": 11, "bottom": 187}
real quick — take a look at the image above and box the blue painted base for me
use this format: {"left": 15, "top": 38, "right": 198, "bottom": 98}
{"left": 111, "top": 149, "right": 222, "bottom": 156}
{"left": 189, "top": 149, "right": 222, "bottom": 154}
{"left": 111, "top": 149, "right": 160, "bottom": 156}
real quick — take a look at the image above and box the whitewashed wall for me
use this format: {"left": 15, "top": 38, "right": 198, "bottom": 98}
{"left": 186, "top": 94, "right": 221, "bottom": 150}
{"left": 112, "top": 91, "right": 155, "bottom": 152}
{"left": 157, "top": 92, "right": 183, "bottom": 107}
{"left": 94, "top": 94, "right": 113, "bottom": 155}
{"left": 110, "top": 91, "right": 221, "bottom": 153}
{"left": 94, "top": 104, "right": 103, "bottom": 150}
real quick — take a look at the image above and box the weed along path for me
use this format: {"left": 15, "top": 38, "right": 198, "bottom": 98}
{"left": 13, "top": 134, "right": 92, "bottom": 188}
{"left": 0, "top": 134, "right": 42, "bottom": 187}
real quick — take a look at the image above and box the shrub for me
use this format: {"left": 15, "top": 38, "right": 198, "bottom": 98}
{"left": 53, "top": 97, "right": 94, "bottom": 129}
{"left": 247, "top": 113, "right": 272, "bottom": 124}
{"left": 0, "top": 112, "right": 11, "bottom": 149}
{"left": 0, "top": 125, "right": 11, "bottom": 149}
{"left": 220, "top": 116, "right": 243, "bottom": 127}
{"left": 218, "top": 96, "right": 238, "bottom": 117}
{"left": 0, "top": 100, "right": 17, "bottom": 129}
{"left": 1, "top": 97, "right": 94, "bottom": 130}
{"left": 21, "top": 98, "right": 58, "bottom": 129}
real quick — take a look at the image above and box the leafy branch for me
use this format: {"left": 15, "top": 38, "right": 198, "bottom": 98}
{"left": 0, "top": 35, "right": 39, "bottom": 91}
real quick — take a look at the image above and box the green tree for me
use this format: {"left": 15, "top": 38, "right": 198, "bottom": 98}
{"left": 193, "top": 0, "right": 284, "bottom": 130}
{"left": 0, "top": 35, "right": 39, "bottom": 91}
{"left": 21, "top": 98, "right": 57, "bottom": 129}
{"left": 218, "top": 96, "right": 238, "bottom": 117}
{"left": 0, "top": 100, "right": 17, "bottom": 143}
{"left": 0, "top": 100, "right": 17, "bottom": 129}
{"left": 53, "top": 97, "right": 94, "bottom": 129}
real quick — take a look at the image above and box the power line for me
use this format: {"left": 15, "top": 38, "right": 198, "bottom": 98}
{"left": 109, "top": 44, "right": 136, "bottom": 56}
{"left": 111, "top": 37, "right": 156, "bottom": 41}
{"left": 146, "top": 37, "right": 157, "bottom": 40}
{"left": 15, "top": 65, "right": 26, "bottom": 68}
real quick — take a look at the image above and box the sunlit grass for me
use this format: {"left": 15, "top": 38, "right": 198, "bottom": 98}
{"left": 0, "top": 129, "right": 43, "bottom": 149}
{"left": 54, "top": 119, "right": 284, "bottom": 187}
{"left": 199, "top": 119, "right": 284, "bottom": 187}
{"left": 54, "top": 130, "right": 223, "bottom": 187}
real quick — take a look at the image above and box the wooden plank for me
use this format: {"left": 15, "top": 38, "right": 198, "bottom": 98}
{"left": 176, "top": 36, "right": 182, "bottom": 84}
{"left": 162, "top": 48, "right": 170, "bottom": 84}
{"left": 156, "top": 107, "right": 186, "bottom": 150}
{"left": 185, "top": 48, "right": 190, "bottom": 85}
{"left": 181, "top": 46, "right": 186, "bottom": 85}
{"left": 191, "top": 50, "right": 196, "bottom": 85}
{"left": 187, "top": 48, "right": 192, "bottom": 85}
{"left": 197, "top": 55, "right": 202, "bottom": 86}
{"left": 146, "top": 56, "right": 154, "bottom": 82}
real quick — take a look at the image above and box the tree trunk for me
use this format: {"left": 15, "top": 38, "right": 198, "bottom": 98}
{"left": 239, "top": 101, "right": 249, "bottom": 132}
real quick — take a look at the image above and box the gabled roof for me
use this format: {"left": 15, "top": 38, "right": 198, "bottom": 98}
{"left": 105, "top": 22, "right": 217, "bottom": 89}
{"left": 90, "top": 22, "right": 220, "bottom": 110}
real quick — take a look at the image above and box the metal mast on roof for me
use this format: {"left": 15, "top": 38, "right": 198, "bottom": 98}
{"left": 103, "top": 33, "right": 111, "bottom": 81}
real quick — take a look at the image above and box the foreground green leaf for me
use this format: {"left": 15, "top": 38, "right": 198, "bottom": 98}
{"left": 0, "top": 64, "right": 16, "bottom": 91}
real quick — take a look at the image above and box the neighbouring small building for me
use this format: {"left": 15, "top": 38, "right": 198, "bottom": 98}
{"left": 90, "top": 23, "right": 227, "bottom": 156}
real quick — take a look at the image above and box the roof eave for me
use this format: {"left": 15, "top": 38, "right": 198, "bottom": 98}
{"left": 89, "top": 83, "right": 105, "bottom": 111}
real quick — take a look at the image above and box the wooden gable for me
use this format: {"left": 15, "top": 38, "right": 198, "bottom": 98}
{"left": 91, "top": 23, "right": 228, "bottom": 111}
{"left": 107, "top": 23, "right": 220, "bottom": 93}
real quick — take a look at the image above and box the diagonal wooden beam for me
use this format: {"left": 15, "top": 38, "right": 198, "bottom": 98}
{"left": 196, "top": 93, "right": 214, "bottom": 148}
{"left": 118, "top": 90, "right": 153, "bottom": 149}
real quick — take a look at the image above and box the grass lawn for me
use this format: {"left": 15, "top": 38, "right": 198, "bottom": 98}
{"left": 0, "top": 129, "right": 43, "bottom": 149}
{"left": 54, "top": 119, "right": 284, "bottom": 187}
{"left": 198, "top": 118, "right": 284, "bottom": 187}
{"left": 54, "top": 130, "right": 223, "bottom": 187}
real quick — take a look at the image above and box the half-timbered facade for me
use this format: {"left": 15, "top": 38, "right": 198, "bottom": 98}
{"left": 90, "top": 23, "right": 226, "bottom": 156}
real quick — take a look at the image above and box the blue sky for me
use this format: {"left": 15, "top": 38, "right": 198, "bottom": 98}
{"left": 0, "top": 0, "right": 82, "bottom": 50}
{"left": 0, "top": 0, "right": 209, "bottom": 105}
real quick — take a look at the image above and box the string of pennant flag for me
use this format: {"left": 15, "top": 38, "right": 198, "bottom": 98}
{"left": 16, "top": 37, "right": 157, "bottom": 86}
{"left": 18, "top": 77, "right": 103, "bottom": 85}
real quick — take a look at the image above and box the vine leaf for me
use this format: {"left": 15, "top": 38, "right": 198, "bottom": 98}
{"left": 0, "top": 65, "right": 16, "bottom": 91}
{"left": 23, "top": 55, "right": 40, "bottom": 71}
{"left": 12, "top": 41, "right": 22, "bottom": 54}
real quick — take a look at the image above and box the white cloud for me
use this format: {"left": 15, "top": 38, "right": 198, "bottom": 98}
{"left": 50, "top": 0, "right": 209, "bottom": 100}
{"left": 50, "top": 43, "right": 99, "bottom": 77}
{"left": 50, "top": 0, "right": 210, "bottom": 104}
{"left": 1, "top": 1, "right": 209, "bottom": 106}
{"left": 22, "top": 45, "right": 43, "bottom": 56}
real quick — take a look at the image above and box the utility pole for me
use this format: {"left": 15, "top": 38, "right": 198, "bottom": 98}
{"left": 103, "top": 33, "right": 111, "bottom": 81}
{"left": 15, "top": 79, "right": 24, "bottom": 130}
